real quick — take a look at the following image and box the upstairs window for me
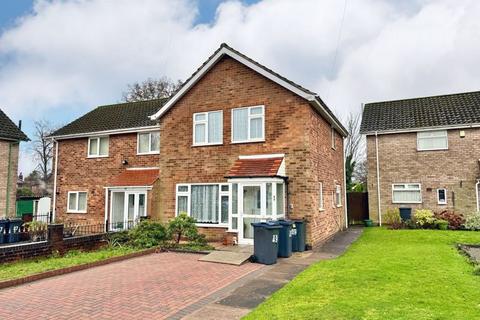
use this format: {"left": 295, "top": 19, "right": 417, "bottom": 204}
{"left": 232, "top": 105, "right": 265, "bottom": 143}
{"left": 88, "top": 137, "right": 109, "bottom": 157}
{"left": 392, "top": 183, "right": 422, "bottom": 203}
{"left": 193, "top": 111, "right": 223, "bottom": 145}
{"left": 417, "top": 130, "right": 448, "bottom": 151}
{"left": 331, "top": 127, "right": 336, "bottom": 149}
{"left": 138, "top": 131, "right": 160, "bottom": 154}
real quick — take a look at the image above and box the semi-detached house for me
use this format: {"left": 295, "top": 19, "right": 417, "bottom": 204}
{"left": 50, "top": 44, "right": 348, "bottom": 247}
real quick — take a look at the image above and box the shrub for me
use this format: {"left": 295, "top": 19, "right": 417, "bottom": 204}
{"left": 434, "top": 210, "right": 465, "bottom": 230}
{"left": 413, "top": 209, "right": 435, "bottom": 228}
{"left": 404, "top": 219, "right": 417, "bottom": 229}
{"left": 464, "top": 212, "right": 480, "bottom": 231}
{"left": 128, "top": 220, "right": 167, "bottom": 248}
{"left": 435, "top": 219, "right": 449, "bottom": 230}
{"left": 105, "top": 231, "right": 130, "bottom": 247}
{"left": 383, "top": 208, "right": 402, "bottom": 229}
{"left": 167, "top": 213, "right": 204, "bottom": 244}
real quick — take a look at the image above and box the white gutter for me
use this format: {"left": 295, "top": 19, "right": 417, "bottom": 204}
{"left": 363, "top": 123, "right": 479, "bottom": 136}
{"left": 343, "top": 135, "right": 348, "bottom": 229}
{"left": 52, "top": 139, "right": 59, "bottom": 221}
{"left": 375, "top": 131, "right": 382, "bottom": 226}
{"left": 49, "top": 125, "right": 160, "bottom": 140}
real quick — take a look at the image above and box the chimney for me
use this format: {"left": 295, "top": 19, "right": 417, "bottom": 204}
{"left": 18, "top": 120, "right": 22, "bottom": 130}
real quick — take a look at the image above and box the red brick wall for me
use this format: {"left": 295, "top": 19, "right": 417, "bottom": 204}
{"left": 54, "top": 132, "right": 159, "bottom": 224}
{"left": 156, "top": 56, "right": 345, "bottom": 247}
{"left": 367, "top": 128, "right": 480, "bottom": 223}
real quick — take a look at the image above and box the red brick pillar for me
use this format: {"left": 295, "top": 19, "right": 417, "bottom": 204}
{"left": 48, "top": 224, "right": 65, "bottom": 255}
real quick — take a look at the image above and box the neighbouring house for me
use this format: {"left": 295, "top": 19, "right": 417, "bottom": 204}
{"left": 51, "top": 44, "right": 348, "bottom": 247}
{"left": 360, "top": 90, "right": 480, "bottom": 224}
{"left": 0, "top": 109, "right": 29, "bottom": 218}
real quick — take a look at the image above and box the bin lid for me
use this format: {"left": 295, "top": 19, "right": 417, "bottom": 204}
{"left": 251, "top": 222, "right": 282, "bottom": 229}
{"left": 277, "top": 219, "right": 294, "bottom": 226}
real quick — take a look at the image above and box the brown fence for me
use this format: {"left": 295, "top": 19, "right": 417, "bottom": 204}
{"left": 347, "top": 192, "right": 369, "bottom": 224}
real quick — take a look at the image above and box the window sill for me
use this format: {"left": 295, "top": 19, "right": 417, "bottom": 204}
{"left": 66, "top": 211, "right": 87, "bottom": 214}
{"left": 87, "top": 155, "right": 109, "bottom": 159}
{"left": 416, "top": 148, "right": 448, "bottom": 152}
{"left": 231, "top": 139, "right": 265, "bottom": 145}
{"left": 195, "top": 223, "right": 229, "bottom": 228}
{"left": 137, "top": 152, "right": 160, "bottom": 156}
{"left": 438, "top": 203, "right": 447, "bottom": 205}
{"left": 392, "top": 202, "right": 422, "bottom": 204}
{"left": 319, "top": 208, "right": 325, "bottom": 212}
{"left": 192, "top": 143, "right": 223, "bottom": 147}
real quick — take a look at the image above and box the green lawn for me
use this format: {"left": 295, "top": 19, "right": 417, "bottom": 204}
{"left": 245, "top": 228, "right": 480, "bottom": 320}
{"left": 0, "top": 246, "right": 139, "bottom": 282}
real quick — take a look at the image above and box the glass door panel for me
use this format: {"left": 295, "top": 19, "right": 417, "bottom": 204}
{"left": 138, "top": 194, "right": 146, "bottom": 217}
{"left": 243, "top": 185, "right": 261, "bottom": 215}
{"left": 243, "top": 217, "right": 262, "bottom": 240}
{"left": 111, "top": 192, "right": 125, "bottom": 230}
{"left": 127, "top": 194, "right": 135, "bottom": 227}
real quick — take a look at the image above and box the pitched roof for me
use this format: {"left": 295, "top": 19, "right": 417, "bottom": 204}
{"left": 360, "top": 91, "right": 480, "bottom": 134}
{"left": 51, "top": 98, "right": 168, "bottom": 138}
{"left": 150, "top": 43, "right": 348, "bottom": 137}
{"left": 0, "top": 109, "right": 29, "bottom": 141}
{"left": 226, "top": 157, "right": 284, "bottom": 178}
{"left": 109, "top": 169, "right": 159, "bottom": 187}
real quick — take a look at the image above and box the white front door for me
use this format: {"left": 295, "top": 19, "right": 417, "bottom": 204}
{"left": 110, "top": 191, "right": 147, "bottom": 230}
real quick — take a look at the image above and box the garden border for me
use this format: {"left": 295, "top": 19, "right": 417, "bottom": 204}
{"left": 0, "top": 247, "right": 159, "bottom": 290}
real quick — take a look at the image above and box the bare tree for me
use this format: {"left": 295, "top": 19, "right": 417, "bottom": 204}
{"left": 345, "top": 111, "right": 363, "bottom": 191}
{"left": 122, "top": 77, "right": 182, "bottom": 102}
{"left": 32, "top": 120, "right": 57, "bottom": 186}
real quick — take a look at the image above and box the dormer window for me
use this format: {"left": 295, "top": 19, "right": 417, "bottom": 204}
{"left": 88, "top": 136, "right": 109, "bottom": 158}
{"left": 417, "top": 130, "right": 448, "bottom": 151}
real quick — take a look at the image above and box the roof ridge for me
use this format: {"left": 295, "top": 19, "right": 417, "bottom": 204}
{"left": 96, "top": 97, "right": 169, "bottom": 109}
{"left": 365, "top": 90, "right": 480, "bottom": 107}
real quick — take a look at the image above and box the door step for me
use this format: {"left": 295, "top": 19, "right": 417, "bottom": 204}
{"left": 199, "top": 251, "right": 252, "bottom": 266}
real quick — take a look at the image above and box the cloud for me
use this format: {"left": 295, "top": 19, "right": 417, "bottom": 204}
{"left": 1, "top": 0, "right": 480, "bottom": 174}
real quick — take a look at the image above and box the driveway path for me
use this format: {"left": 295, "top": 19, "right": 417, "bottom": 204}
{"left": 0, "top": 252, "right": 262, "bottom": 319}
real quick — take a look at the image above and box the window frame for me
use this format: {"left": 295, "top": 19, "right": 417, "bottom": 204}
{"left": 192, "top": 110, "right": 223, "bottom": 146}
{"left": 392, "top": 183, "right": 422, "bottom": 204}
{"left": 67, "top": 191, "right": 88, "bottom": 214}
{"left": 416, "top": 130, "right": 448, "bottom": 151}
{"left": 437, "top": 188, "right": 447, "bottom": 205}
{"left": 319, "top": 182, "right": 324, "bottom": 211}
{"left": 175, "top": 183, "right": 230, "bottom": 227}
{"left": 137, "top": 131, "right": 160, "bottom": 155}
{"left": 231, "top": 105, "right": 265, "bottom": 144}
{"left": 87, "top": 136, "right": 109, "bottom": 158}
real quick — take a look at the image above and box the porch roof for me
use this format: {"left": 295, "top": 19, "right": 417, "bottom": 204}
{"left": 109, "top": 169, "right": 159, "bottom": 187}
{"left": 226, "top": 157, "right": 284, "bottom": 178}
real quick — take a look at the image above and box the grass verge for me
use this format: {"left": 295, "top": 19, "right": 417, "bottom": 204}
{"left": 245, "top": 228, "right": 480, "bottom": 320}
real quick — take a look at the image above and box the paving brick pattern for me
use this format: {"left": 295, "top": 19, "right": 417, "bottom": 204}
{"left": 0, "top": 252, "right": 262, "bottom": 319}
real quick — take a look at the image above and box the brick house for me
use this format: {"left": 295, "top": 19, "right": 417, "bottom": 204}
{"left": 360, "top": 91, "right": 480, "bottom": 224}
{"left": 51, "top": 44, "right": 348, "bottom": 247}
{"left": 0, "top": 109, "right": 29, "bottom": 218}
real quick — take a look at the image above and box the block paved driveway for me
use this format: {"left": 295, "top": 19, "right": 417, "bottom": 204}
{"left": 0, "top": 252, "right": 262, "bottom": 319}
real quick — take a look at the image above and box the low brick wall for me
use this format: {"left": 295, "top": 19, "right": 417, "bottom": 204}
{"left": 0, "top": 224, "right": 108, "bottom": 264}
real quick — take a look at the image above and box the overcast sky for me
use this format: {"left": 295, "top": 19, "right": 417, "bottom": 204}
{"left": 1, "top": 0, "right": 480, "bottom": 175}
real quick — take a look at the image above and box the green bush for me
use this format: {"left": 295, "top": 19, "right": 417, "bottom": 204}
{"left": 383, "top": 208, "right": 402, "bottom": 229}
{"left": 464, "top": 212, "right": 480, "bottom": 231}
{"left": 128, "top": 220, "right": 167, "bottom": 248}
{"left": 413, "top": 209, "right": 435, "bottom": 228}
{"left": 435, "top": 219, "right": 449, "bottom": 230}
{"left": 106, "top": 231, "right": 130, "bottom": 247}
{"left": 167, "top": 213, "right": 205, "bottom": 244}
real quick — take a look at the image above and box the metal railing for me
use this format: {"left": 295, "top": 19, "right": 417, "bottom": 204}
{"left": 63, "top": 219, "right": 142, "bottom": 238}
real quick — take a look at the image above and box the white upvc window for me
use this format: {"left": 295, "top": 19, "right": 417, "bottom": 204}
{"left": 437, "top": 188, "right": 447, "bottom": 205}
{"left": 88, "top": 136, "right": 109, "bottom": 157}
{"left": 319, "top": 182, "right": 324, "bottom": 210}
{"left": 193, "top": 111, "right": 223, "bottom": 145}
{"left": 175, "top": 183, "right": 229, "bottom": 226}
{"left": 417, "top": 130, "right": 448, "bottom": 151}
{"left": 67, "top": 191, "right": 88, "bottom": 213}
{"left": 232, "top": 105, "right": 265, "bottom": 143}
{"left": 138, "top": 131, "right": 160, "bottom": 154}
{"left": 392, "top": 183, "right": 422, "bottom": 204}
{"left": 335, "top": 184, "right": 342, "bottom": 207}
{"left": 331, "top": 127, "right": 336, "bottom": 149}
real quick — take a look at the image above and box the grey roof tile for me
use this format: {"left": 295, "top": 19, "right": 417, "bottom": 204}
{"left": 0, "top": 109, "right": 29, "bottom": 141}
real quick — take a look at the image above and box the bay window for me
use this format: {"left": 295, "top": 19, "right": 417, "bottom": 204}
{"left": 193, "top": 111, "right": 223, "bottom": 145}
{"left": 88, "top": 136, "right": 109, "bottom": 157}
{"left": 232, "top": 105, "right": 265, "bottom": 143}
{"left": 392, "top": 183, "right": 422, "bottom": 203}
